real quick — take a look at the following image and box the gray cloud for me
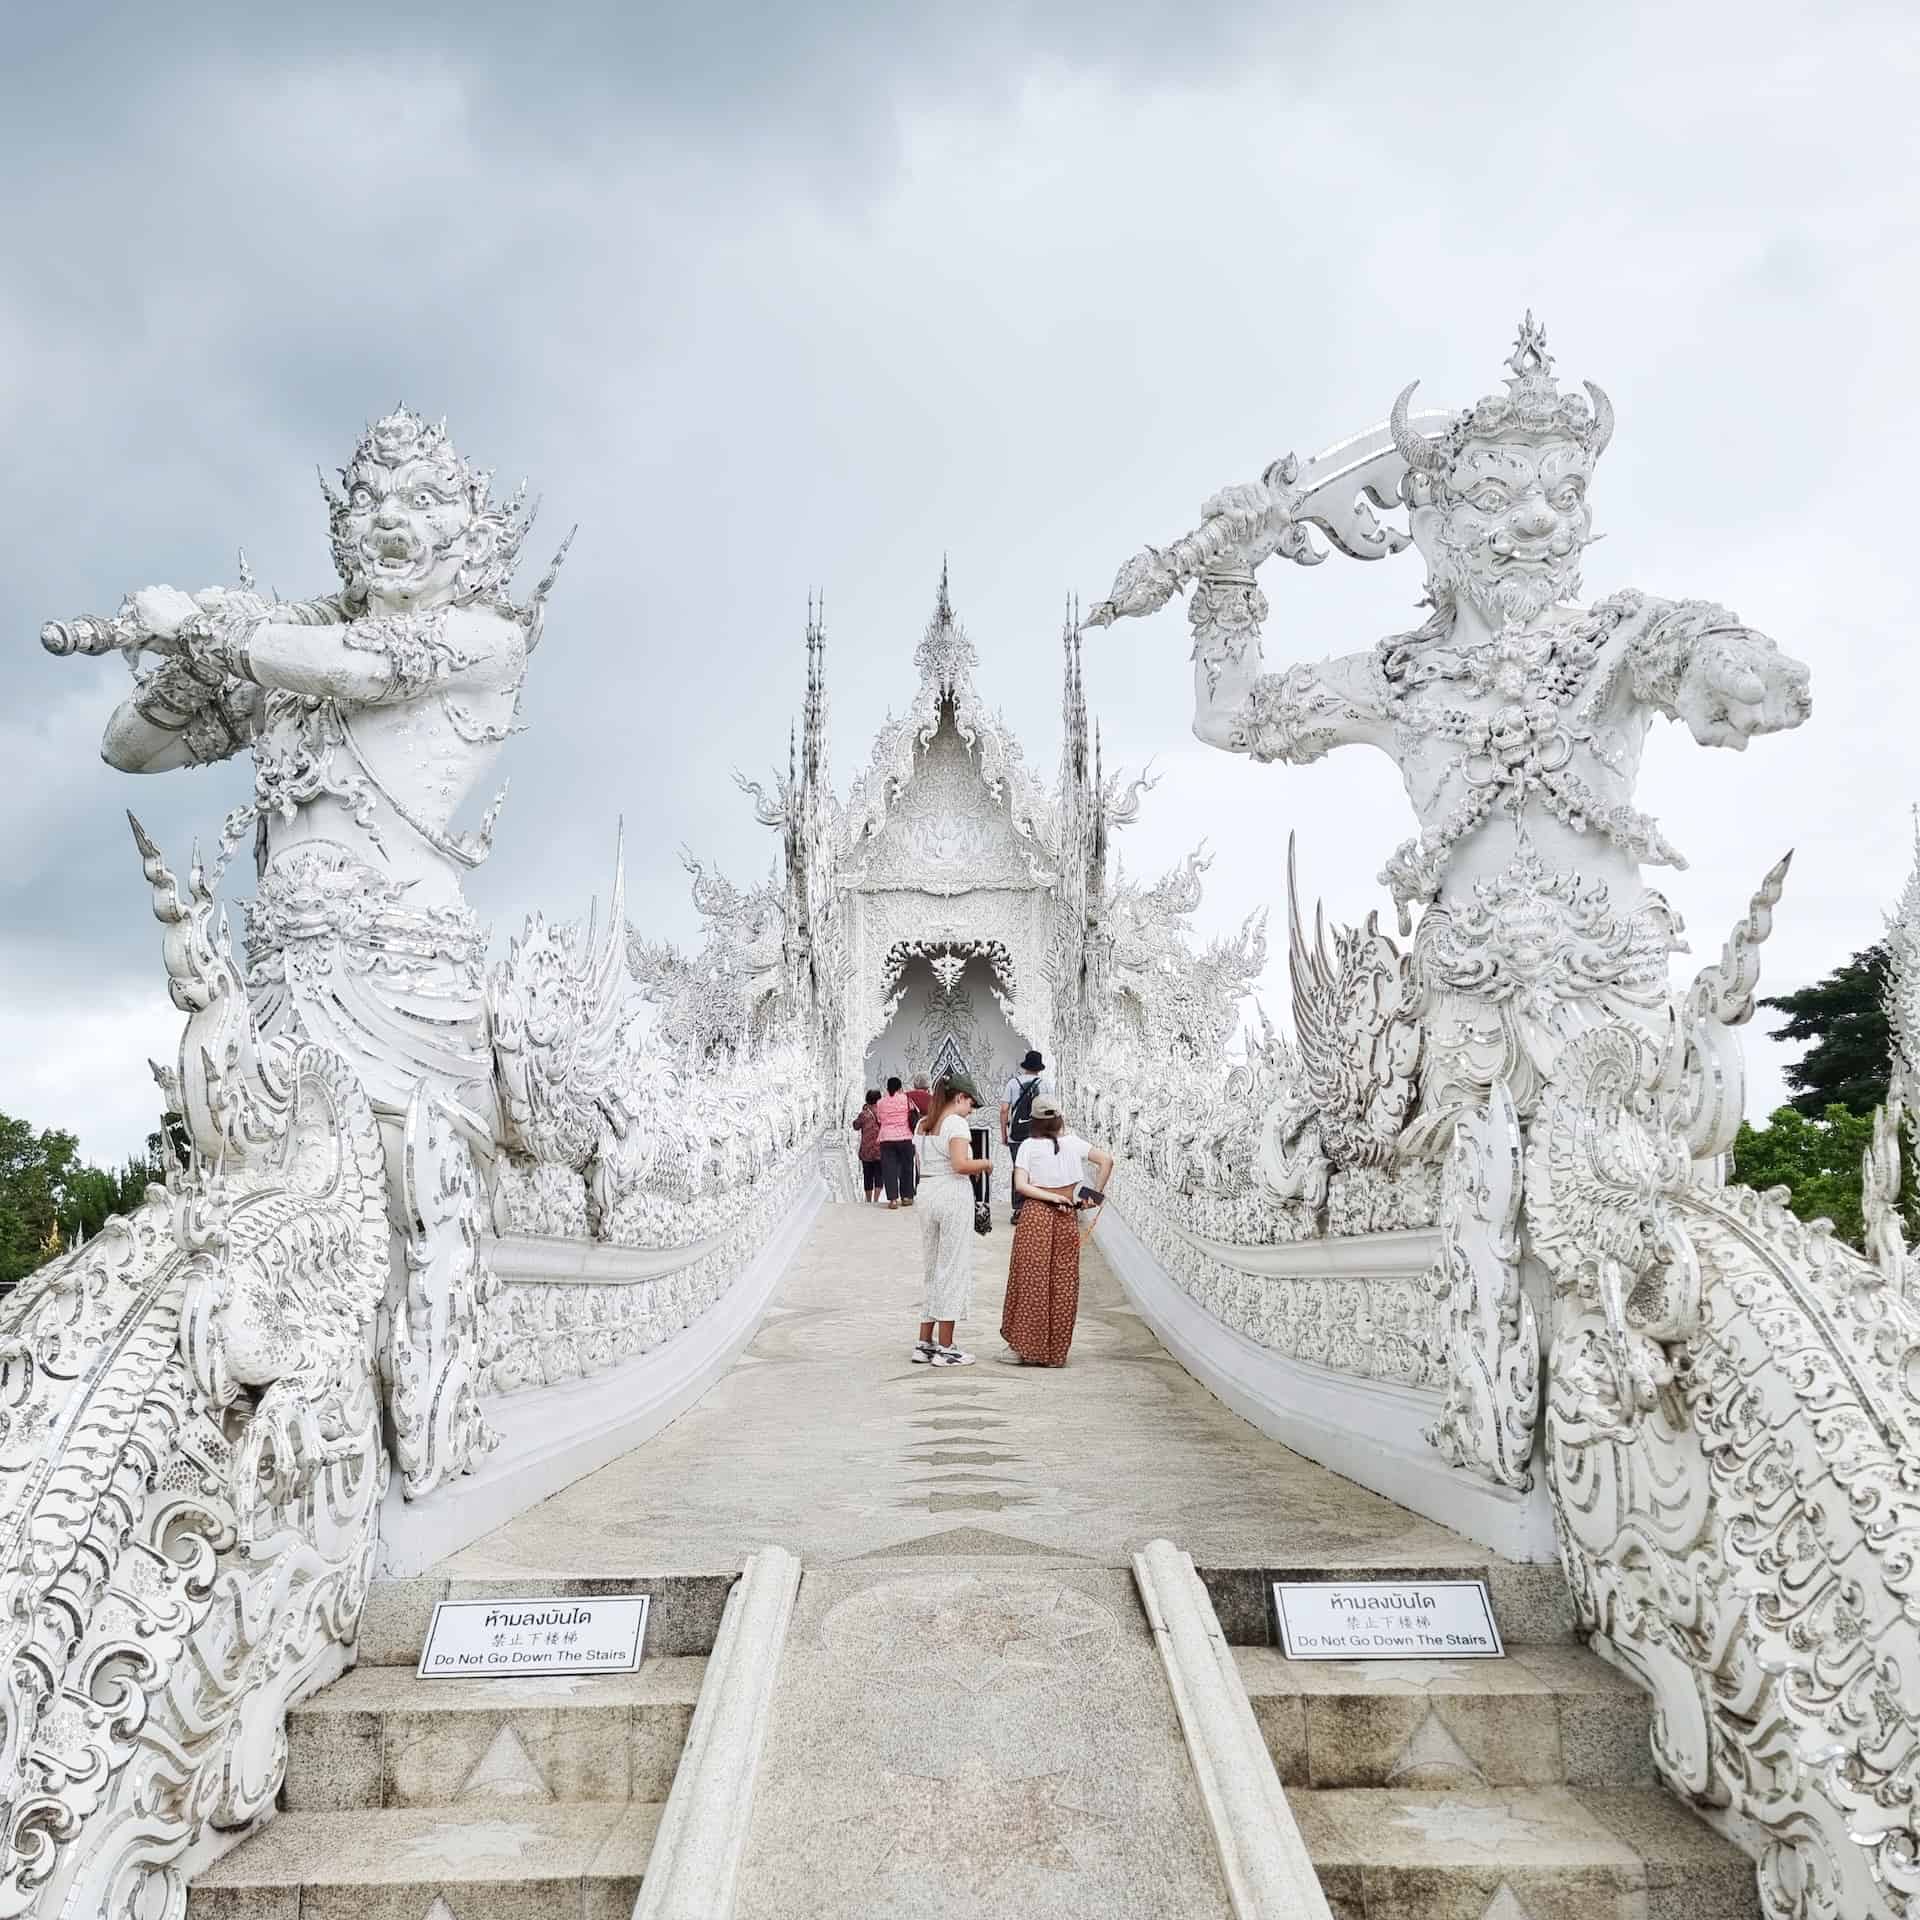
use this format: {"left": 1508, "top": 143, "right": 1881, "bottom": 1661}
{"left": 3, "top": 0, "right": 1916, "bottom": 1157}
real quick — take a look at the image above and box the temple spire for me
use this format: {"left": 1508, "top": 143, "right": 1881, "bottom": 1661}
{"left": 802, "top": 588, "right": 829, "bottom": 794}
{"left": 1060, "top": 594, "right": 1089, "bottom": 789}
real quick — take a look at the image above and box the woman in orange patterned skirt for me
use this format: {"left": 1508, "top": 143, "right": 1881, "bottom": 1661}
{"left": 1001, "top": 1097, "right": 1114, "bottom": 1367}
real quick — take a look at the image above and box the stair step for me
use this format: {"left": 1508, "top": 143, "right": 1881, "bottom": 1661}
{"left": 1288, "top": 1785, "right": 1757, "bottom": 1919}
{"left": 1236, "top": 1643, "right": 1652, "bottom": 1789}
{"left": 186, "top": 1802, "right": 661, "bottom": 1919}
{"left": 284, "top": 1657, "right": 706, "bottom": 1811}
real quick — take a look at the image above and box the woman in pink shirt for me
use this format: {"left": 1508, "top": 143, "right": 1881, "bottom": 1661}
{"left": 875, "top": 1076, "right": 915, "bottom": 1209}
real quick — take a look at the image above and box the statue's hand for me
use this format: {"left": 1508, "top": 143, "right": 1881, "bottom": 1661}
{"left": 1198, "top": 478, "right": 1295, "bottom": 569}
{"left": 1675, "top": 629, "right": 1812, "bottom": 750}
{"left": 130, "top": 584, "right": 205, "bottom": 643}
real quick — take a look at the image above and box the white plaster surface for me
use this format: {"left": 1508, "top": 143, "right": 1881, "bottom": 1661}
{"left": 443, "top": 1203, "right": 1499, "bottom": 1580}
{"left": 1096, "top": 1206, "right": 1560, "bottom": 1562}
{"left": 733, "top": 1562, "right": 1235, "bottom": 1919}
{"left": 377, "top": 1175, "right": 823, "bottom": 1576}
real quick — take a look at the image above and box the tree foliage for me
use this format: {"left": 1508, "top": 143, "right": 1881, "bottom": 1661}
{"left": 1729, "top": 1103, "right": 1882, "bottom": 1249}
{"left": 1729, "top": 942, "right": 1906, "bottom": 1250}
{"left": 0, "top": 1110, "right": 182, "bottom": 1290}
{"left": 1759, "top": 944, "right": 1892, "bottom": 1118}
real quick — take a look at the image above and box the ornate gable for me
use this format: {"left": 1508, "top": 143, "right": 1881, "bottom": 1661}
{"left": 841, "top": 567, "right": 1058, "bottom": 877}
{"left": 847, "top": 720, "right": 1050, "bottom": 896}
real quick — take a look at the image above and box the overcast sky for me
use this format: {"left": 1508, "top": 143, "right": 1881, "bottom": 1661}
{"left": 3, "top": 1, "right": 1916, "bottom": 1161}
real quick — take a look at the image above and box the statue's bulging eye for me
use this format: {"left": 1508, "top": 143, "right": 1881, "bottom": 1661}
{"left": 1473, "top": 489, "right": 1505, "bottom": 512}
{"left": 350, "top": 487, "right": 372, "bottom": 508}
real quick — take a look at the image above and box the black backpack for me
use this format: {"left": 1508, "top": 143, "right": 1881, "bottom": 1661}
{"left": 1009, "top": 1075, "right": 1041, "bottom": 1144}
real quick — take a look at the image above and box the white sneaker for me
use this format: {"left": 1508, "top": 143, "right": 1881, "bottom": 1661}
{"left": 931, "top": 1345, "right": 975, "bottom": 1367}
{"left": 910, "top": 1340, "right": 936, "bottom": 1364}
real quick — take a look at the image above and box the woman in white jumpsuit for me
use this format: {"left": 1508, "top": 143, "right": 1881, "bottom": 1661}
{"left": 911, "top": 1077, "right": 992, "bottom": 1367}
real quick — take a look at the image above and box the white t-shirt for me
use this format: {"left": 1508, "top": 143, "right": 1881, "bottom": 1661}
{"left": 917, "top": 1112, "right": 971, "bottom": 1178}
{"left": 1015, "top": 1133, "right": 1090, "bottom": 1193}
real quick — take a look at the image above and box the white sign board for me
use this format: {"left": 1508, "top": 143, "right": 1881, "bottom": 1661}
{"left": 417, "top": 1593, "right": 651, "bottom": 1679}
{"left": 1272, "top": 1579, "right": 1502, "bottom": 1660}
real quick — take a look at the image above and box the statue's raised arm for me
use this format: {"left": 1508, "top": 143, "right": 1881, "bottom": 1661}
{"left": 1085, "top": 424, "right": 1442, "bottom": 766}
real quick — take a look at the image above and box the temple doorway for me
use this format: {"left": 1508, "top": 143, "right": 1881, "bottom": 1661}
{"left": 863, "top": 943, "right": 1028, "bottom": 1101}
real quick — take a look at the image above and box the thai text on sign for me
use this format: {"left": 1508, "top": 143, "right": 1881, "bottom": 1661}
{"left": 1272, "top": 1579, "right": 1502, "bottom": 1660}
{"left": 417, "top": 1594, "right": 651, "bottom": 1678}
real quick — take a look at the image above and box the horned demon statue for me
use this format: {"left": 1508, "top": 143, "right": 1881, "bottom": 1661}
{"left": 1090, "top": 313, "right": 1810, "bottom": 1133}
{"left": 1092, "top": 328, "right": 1920, "bottom": 1920}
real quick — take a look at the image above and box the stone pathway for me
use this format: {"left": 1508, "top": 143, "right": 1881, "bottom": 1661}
{"left": 201, "top": 1202, "right": 1757, "bottom": 1916}
{"left": 447, "top": 1204, "right": 1488, "bottom": 1580}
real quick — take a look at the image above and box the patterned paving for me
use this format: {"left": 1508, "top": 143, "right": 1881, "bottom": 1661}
{"left": 446, "top": 1201, "right": 1488, "bottom": 1579}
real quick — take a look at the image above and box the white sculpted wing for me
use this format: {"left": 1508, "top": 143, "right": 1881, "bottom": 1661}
{"left": 1285, "top": 835, "right": 1421, "bottom": 1173}
{"left": 490, "top": 829, "right": 631, "bottom": 1176}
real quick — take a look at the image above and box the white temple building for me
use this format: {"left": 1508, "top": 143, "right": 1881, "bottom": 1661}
{"left": 669, "top": 565, "right": 1147, "bottom": 1111}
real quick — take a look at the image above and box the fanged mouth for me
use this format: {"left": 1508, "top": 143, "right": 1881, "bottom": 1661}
{"left": 366, "top": 530, "right": 423, "bottom": 572}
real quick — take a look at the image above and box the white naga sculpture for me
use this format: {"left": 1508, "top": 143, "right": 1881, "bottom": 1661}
{"left": 16, "top": 411, "right": 826, "bottom": 1920}
{"left": 0, "top": 825, "right": 390, "bottom": 1919}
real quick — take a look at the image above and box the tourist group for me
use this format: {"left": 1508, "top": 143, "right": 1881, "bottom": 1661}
{"left": 851, "top": 1051, "right": 1115, "bottom": 1370}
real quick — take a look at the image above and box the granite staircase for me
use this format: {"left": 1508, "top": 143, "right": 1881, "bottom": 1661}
{"left": 185, "top": 1575, "right": 727, "bottom": 1920}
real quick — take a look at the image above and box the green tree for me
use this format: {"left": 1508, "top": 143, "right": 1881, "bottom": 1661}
{"left": 1729, "top": 1103, "right": 1879, "bottom": 1248}
{"left": 0, "top": 1112, "right": 71, "bottom": 1286}
{"left": 0, "top": 1110, "right": 178, "bottom": 1290}
{"left": 1759, "top": 944, "right": 1892, "bottom": 1117}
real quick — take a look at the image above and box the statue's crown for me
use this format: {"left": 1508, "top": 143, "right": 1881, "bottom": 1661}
{"left": 355, "top": 406, "right": 454, "bottom": 473}
{"left": 344, "top": 406, "right": 493, "bottom": 493}
{"left": 1391, "top": 314, "right": 1614, "bottom": 481}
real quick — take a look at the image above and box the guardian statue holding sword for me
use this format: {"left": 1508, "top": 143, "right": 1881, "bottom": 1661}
{"left": 1084, "top": 315, "right": 1811, "bottom": 1131}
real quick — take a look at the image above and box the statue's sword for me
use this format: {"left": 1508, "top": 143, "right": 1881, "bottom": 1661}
{"left": 1082, "top": 411, "right": 1451, "bottom": 631}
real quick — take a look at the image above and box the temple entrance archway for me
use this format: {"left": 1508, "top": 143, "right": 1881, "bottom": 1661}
{"left": 862, "top": 941, "right": 1029, "bottom": 1097}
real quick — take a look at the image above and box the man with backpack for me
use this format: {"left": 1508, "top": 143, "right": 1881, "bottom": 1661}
{"left": 999, "top": 1049, "right": 1054, "bottom": 1222}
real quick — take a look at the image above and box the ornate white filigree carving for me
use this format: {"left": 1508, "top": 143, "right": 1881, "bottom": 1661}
{"left": 1531, "top": 982, "right": 1920, "bottom": 1920}
{"left": 1422, "top": 1080, "right": 1538, "bottom": 1490}
{"left": 1887, "top": 815, "right": 1920, "bottom": 1109}
{"left": 0, "top": 824, "right": 388, "bottom": 1920}
{"left": 387, "top": 1084, "right": 501, "bottom": 1497}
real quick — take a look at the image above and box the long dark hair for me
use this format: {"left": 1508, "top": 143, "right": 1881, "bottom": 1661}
{"left": 919, "top": 1076, "right": 974, "bottom": 1134}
